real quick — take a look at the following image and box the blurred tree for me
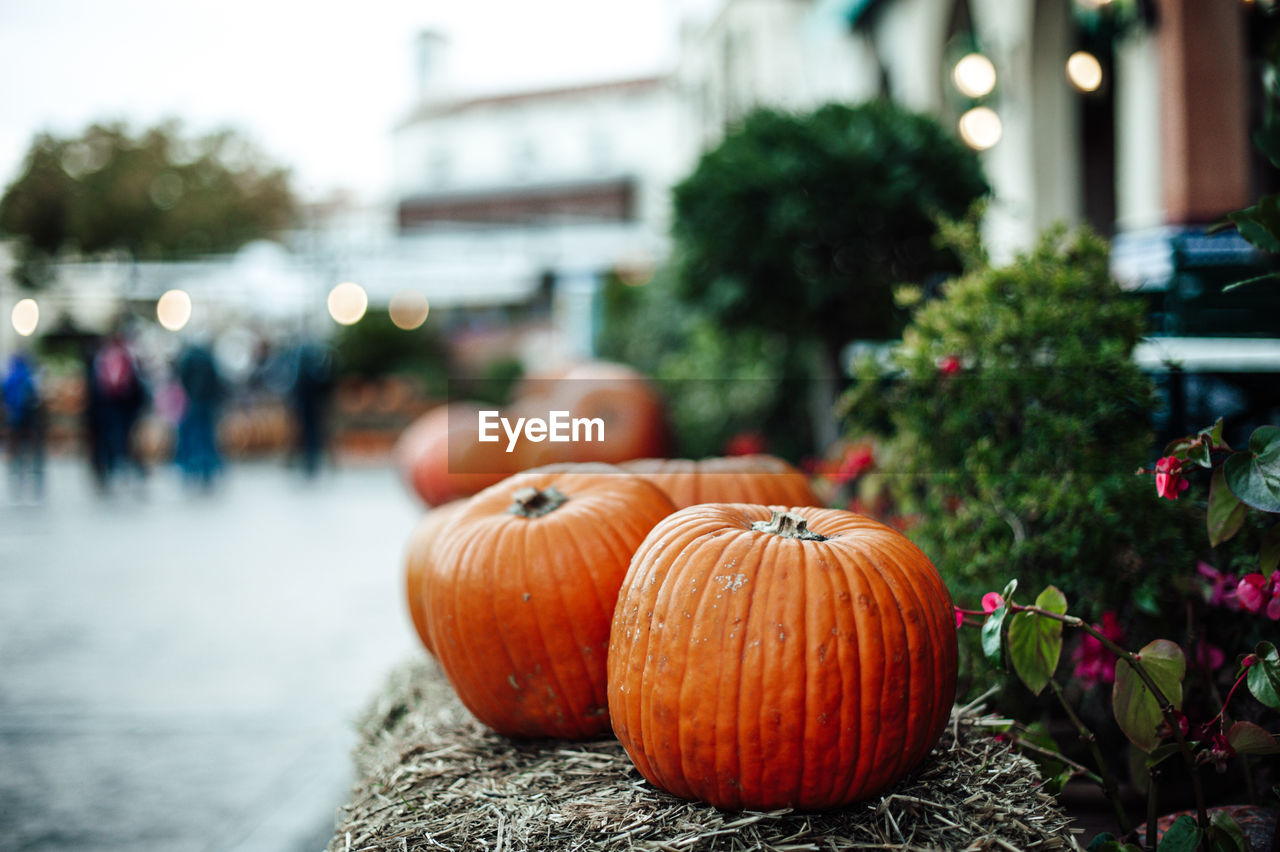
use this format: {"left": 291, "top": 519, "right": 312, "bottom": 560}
{"left": 0, "top": 121, "right": 296, "bottom": 286}
{"left": 331, "top": 309, "right": 451, "bottom": 396}
{"left": 671, "top": 102, "right": 989, "bottom": 382}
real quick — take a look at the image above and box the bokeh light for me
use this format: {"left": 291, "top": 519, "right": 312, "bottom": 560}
{"left": 1066, "top": 51, "right": 1104, "bottom": 93}
{"left": 11, "top": 299, "right": 39, "bottom": 337}
{"left": 156, "top": 289, "right": 192, "bottom": 331}
{"left": 958, "top": 107, "right": 1003, "bottom": 151}
{"left": 389, "top": 289, "right": 430, "bottom": 330}
{"left": 328, "top": 282, "right": 368, "bottom": 326}
{"left": 952, "top": 53, "right": 997, "bottom": 99}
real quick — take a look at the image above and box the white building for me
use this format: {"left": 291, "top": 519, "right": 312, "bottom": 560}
{"left": 384, "top": 32, "right": 692, "bottom": 367}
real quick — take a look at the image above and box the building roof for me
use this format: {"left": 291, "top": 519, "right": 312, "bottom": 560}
{"left": 397, "top": 75, "right": 670, "bottom": 129}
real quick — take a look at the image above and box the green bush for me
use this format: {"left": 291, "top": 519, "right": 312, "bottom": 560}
{"left": 840, "top": 224, "right": 1196, "bottom": 613}
{"left": 331, "top": 310, "right": 450, "bottom": 394}
{"left": 598, "top": 269, "right": 812, "bottom": 460}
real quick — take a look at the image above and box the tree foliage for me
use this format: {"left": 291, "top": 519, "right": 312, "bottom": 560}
{"left": 670, "top": 102, "right": 989, "bottom": 363}
{"left": 0, "top": 121, "right": 296, "bottom": 282}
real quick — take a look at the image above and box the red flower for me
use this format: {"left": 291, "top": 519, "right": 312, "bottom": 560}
{"left": 1072, "top": 611, "right": 1124, "bottom": 688}
{"left": 981, "top": 592, "right": 1004, "bottom": 614}
{"left": 1154, "top": 456, "right": 1190, "bottom": 500}
{"left": 938, "top": 355, "right": 962, "bottom": 376}
{"left": 833, "top": 444, "right": 875, "bottom": 485}
{"left": 955, "top": 607, "right": 965, "bottom": 629}
{"left": 724, "top": 431, "right": 767, "bottom": 457}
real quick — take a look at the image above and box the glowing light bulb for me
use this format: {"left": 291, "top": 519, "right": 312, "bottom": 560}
{"left": 11, "top": 299, "right": 38, "bottom": 337}
{"left": 952, "top": 53, "right": 997, "bottom": 99}
{"left": 328, "top": 282, "right": 368, "bottom": 326}
{"left": 156, "top": 289, "right": 192, "bottom": 331}
{"left": 389, "top": 290, "right": 430, "bottom": 330}
{"left": 958, "top": 107, "right": 1003, "bottom": 151}
{"left": 1066, "top": 51, "right": 1104, "bottom": 93}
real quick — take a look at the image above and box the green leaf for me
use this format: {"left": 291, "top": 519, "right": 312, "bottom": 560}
{"left": 1222, "top": 269, "right": 1280, "bottom": 293}
{"left": 981, "top": 601, "right": 1009, "bottom": 669}
{"left": 1207, "top": 810, "right": 1249, "bottom": 852}
{"left": 1225, "top": 720, "right": 1280, "bottom": 755}
{"left": 1112, "top": 640, "right": 1185, "bottom": 753}
{"left": 1200, "top": 417, "right": 1227, "bottom": 450}
{"left": 1247, "top": 641, "right": 1280, "bottom": 711}
{"left": 1008, "top": 586, "right": 1067, "bottom": 695}
{"left": 1186, "top": 440, "right": 1211, "bottom": 469}
{"left": 1228, "top": 195, "right": 1280, "bottom": 254}
{"left": 1207, "top": 466, "right": 1247, "bottom": 547}
{"left": 1001, "top": 578, "right": 1018, "bottom": 601}
{"left": 1145, "top": 742, "right": 1182, "bottom": 769}
{"left": 1163, "top": 437, "right": 1198, "bottom": 460}
{"left": 1261, "top": 523, "right": 1279, "bottom": 578}
{"left": 1157, "top": 814, "right": 1202, "bottom": 852}
{"left": 1223, "top": 426, "right": 1280, "bottom": 512}
{"left": 1087, "top": 834, "right": 1144, "bottom": 852}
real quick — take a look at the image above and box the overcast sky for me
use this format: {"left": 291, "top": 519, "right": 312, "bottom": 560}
{"left": 0, "top": 0, "right": 707, "bottom": 203}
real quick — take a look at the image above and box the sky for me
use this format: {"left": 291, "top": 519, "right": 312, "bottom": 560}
{"left": 0, "top": 0, "right": 709, "bottom": 203}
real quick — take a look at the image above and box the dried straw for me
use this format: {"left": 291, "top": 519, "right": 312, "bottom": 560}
{"left": 327, "top": 659, "right": 1082, "bottom": 852}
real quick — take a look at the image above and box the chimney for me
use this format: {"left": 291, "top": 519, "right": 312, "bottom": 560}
{"left": 415, "top": 30, "right": 451, "bottom": 103}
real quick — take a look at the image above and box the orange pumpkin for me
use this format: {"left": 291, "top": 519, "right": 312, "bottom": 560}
{"left": 403, "top": 500, "right": 466, "bottom": 654}
{"left": 423, "top": 465, "right": 676, "bottom": 738}
{"left": 608, "top": 504, "right": 957, "bottom": 811}
{"left": 394, "top": 402, "right": 512, "bottom": 506}
{"left": 620, "top": 454, "right": 818, "bottom": 509}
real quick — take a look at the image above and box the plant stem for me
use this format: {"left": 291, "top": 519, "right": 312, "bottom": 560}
{"left": 1017, "top": 604, "right": 1210, "bottom": 839}
{"left": 1008, "top": 732, "right": 1103, "bottom": 785}
{"left": 1047, "top": 679, "right": 1133, "bottom": 837}
{"left": 1146, "top": 767, "right": 1160, "bottom": 852}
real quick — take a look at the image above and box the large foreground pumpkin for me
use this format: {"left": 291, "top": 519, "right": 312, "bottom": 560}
{"left": 608, "top": 504, "right": 957, "bottom": 811}
{"left": 403, "top": 500, "right": 466, "bottom": 655}
{"left": 424, "top": 466, "right": 676, "bottom": 739}
{"left": 620, "top": 454, "right": 818, "bottom": 509}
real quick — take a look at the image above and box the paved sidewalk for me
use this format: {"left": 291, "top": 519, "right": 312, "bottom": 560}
{"left": 0, "top": 458, "right": 423, "bottom": 851}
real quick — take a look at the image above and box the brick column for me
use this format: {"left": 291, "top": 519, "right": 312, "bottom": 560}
{"left": 1158, "top": 0, "right": 1251, "bottom": 224}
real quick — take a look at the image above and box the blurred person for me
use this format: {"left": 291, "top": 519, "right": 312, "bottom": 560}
{"left": 2, "top": 351, "right": 46, "bottom": 502}
{"left": 288, "top": 338, "right": 336, "bottom": 477}
{"left": 174, "top": 342, "right": 226, "bottom": 487}
{"left": 91, "top": 330, "right": 149, "bottom": 487}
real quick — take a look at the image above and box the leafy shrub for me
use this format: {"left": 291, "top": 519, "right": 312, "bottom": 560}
{"left": 331, "top": 310, "right": 450, "bottom": 395}
{"left": 840, "top": 223, "right": 1197, "bottom": 612}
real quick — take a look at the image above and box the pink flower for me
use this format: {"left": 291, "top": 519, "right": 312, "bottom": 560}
{"left": 1197, "top": 562, "right": 1239, "bottom": 610}
{"left": 981, "top": 592, "right": 1005, "bottom": 614}
{"left": 1193, "top": 642, "right": 1226, "bottom": 672}
{"left": 1072, "top": 611, "right": 1124, "bottom": 689}
{"left": 1154, "top": 456, "right": 1190, "bottom": 500}
{"left": 1235, "top": 574, "right": 1280, "bottom": 620}
{"left": 938, "top": 355, "right": 962, "bottom": 376}
{"left": 955, "top": 608, "right": 965, "bottom": 629}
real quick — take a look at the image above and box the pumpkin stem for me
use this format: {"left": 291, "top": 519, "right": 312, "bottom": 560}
{"left": 751, "top": 509, "right": 828, "bottom": 541}
{"left": 509, "top": 485, "right": 569, "bottom": 518}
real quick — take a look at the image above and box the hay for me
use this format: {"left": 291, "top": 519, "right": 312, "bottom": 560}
{"left": 328, "top": 659, "right": 1083, "bottom": 852}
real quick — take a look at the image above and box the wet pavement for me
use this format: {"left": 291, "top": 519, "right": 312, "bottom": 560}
{"left": 0, "top": 458, "right": 423, "bottom": 851}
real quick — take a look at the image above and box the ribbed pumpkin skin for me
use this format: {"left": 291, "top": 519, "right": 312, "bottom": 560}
{"left": 621, "top": 455, "right": 819, "bottom": 509}
{"left": 425, "top": 467, "right": 676, "bottom": 739}
{"left": 404, "top": 500, "right": 465, "bottom": 655}
{"left": 607, "top": 504, "right": 957, "bottom": 811}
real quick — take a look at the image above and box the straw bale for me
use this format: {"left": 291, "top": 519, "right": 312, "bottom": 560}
{"left": 328, "top": 658, "right": 1082, "bottom": 852}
